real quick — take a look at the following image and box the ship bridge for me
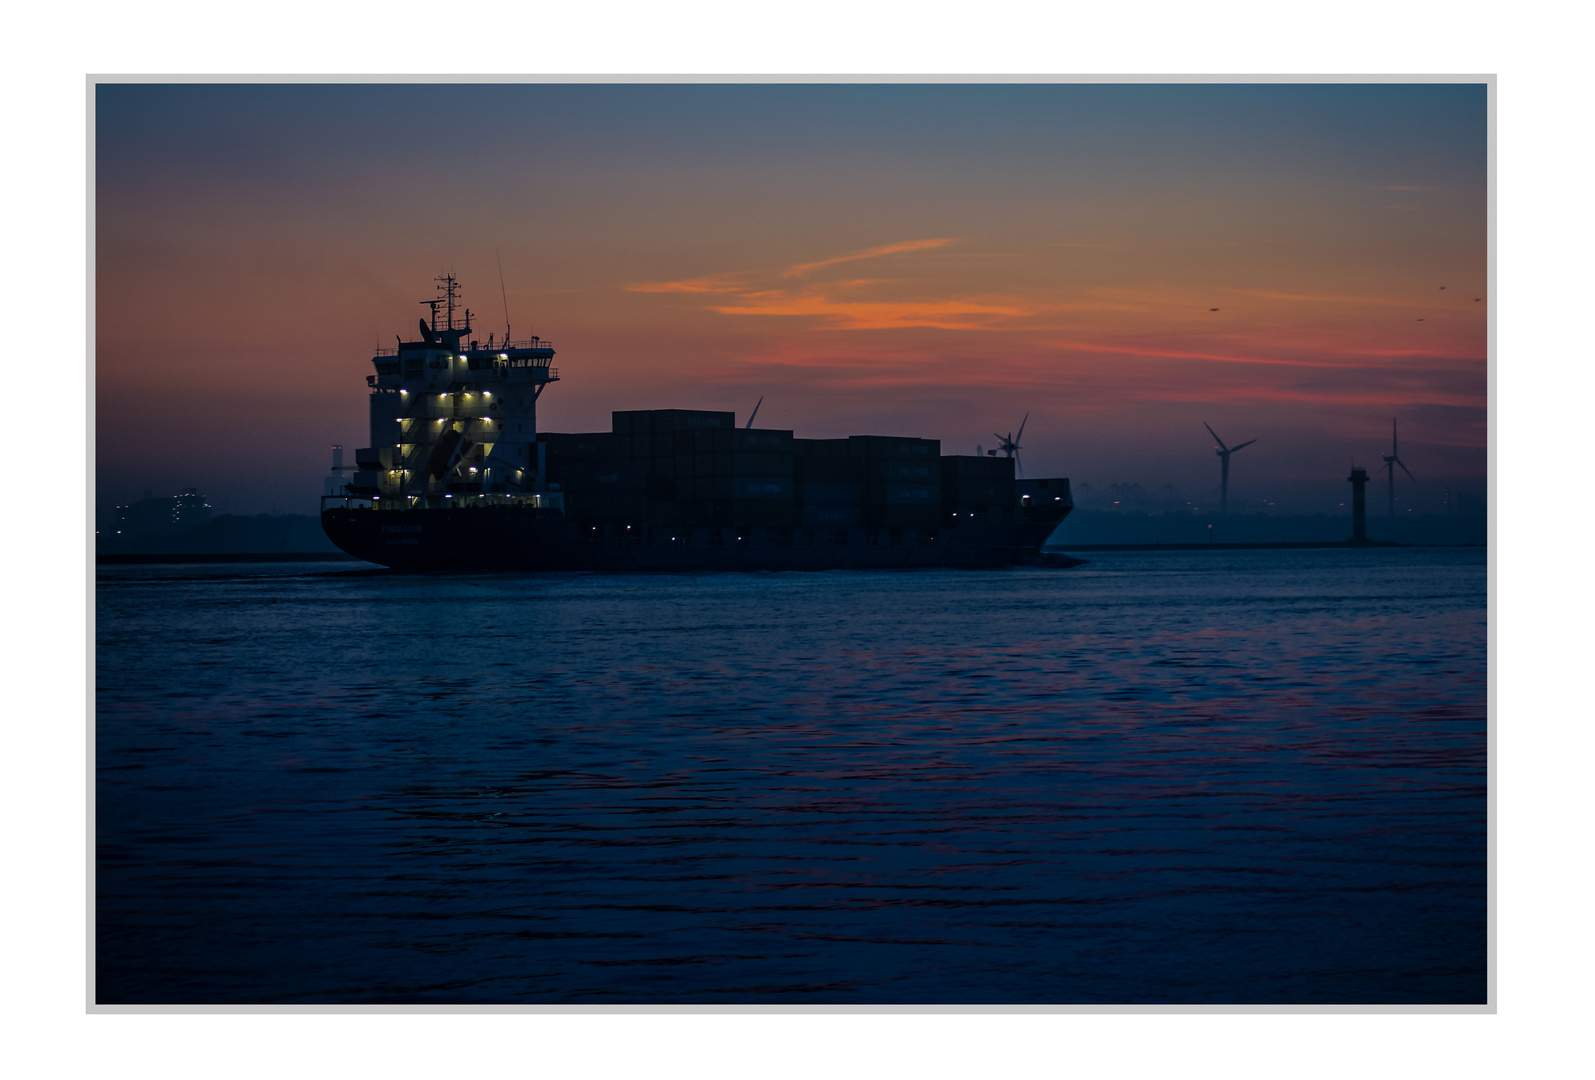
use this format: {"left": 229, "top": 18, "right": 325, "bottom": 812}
{"left": 347, "top": 273, "right": 562, "bottom": 508}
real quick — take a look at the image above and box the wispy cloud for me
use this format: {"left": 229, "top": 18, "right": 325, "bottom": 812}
{"left": 711, "top": 296, "right": 1029, "bottom": 331}
{"left": 624, "top": 274, "right": 745, "bottom": 294}
{"left": 1241, "top": 289, "right": 1417, "bottom": 308}
{"left": 1044, "top": 340, "right": 1341, "bottom": 369}
{"left": 624, "top": 238, "right": 1043, "bottom": 331}
{"left": 783, "top": 238, "right": 954, "bottom": 277}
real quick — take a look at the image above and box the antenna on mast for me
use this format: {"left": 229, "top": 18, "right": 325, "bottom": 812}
{"left": 496, "top": 250, "right": 512, "bottom": 343}
{"left": 435, "top": 272, "right": 462, "bottom": 331}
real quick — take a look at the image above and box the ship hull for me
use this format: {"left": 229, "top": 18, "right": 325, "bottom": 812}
{"left": 321, "top": 506, "right": 1069, "bottom": 572}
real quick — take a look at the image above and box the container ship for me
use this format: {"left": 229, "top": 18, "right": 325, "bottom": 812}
{"left": 321, "top": 275, "right": 1075, "bottom": 571}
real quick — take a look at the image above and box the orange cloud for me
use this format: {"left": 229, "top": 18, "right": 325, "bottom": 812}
{"left": 783, "top": 238, "right": 955, "bottom": 277}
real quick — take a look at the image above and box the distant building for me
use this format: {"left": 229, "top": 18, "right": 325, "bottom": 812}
{"left": 113, "top": 488, "right": 212, "bottom": 536}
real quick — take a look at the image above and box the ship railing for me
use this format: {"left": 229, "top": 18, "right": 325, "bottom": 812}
{"left": 320, "top": 493, "right": 565, "bottom": 512}
{"left": 399, "top": 414, "right": 508, "bottom": 431}
{"left": 372, "top": 338, "right": 554, "bottom": 358}
{"left": 443, "top": 492, "right": 565, "bottom": 511}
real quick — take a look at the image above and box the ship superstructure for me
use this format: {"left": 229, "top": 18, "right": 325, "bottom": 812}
{"left": 323, "top": 277, "right": 1075, "bottom": 570}
{"left": 354, "top": 273, "right": 563, "bottom": 510}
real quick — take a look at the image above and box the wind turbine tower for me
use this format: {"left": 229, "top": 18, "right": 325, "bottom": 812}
{"left": 1204, "top": 422, "right": 1256, "bottom": 516}
{"left": 988, "top": 413, "right": 1029, "bottom": 478}
{"left": 1380, "top": 418, "right": 1416, "bottom": 517}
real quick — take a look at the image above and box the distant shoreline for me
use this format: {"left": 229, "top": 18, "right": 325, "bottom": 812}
{"left": 1046, "top": 540, "right": 1484, "bottom": 552}
{"left": 95, "top": 543, "right": 1487, "bottom": 566}
{"left": 97, "top": 553, "right": 366, "bottom": 565}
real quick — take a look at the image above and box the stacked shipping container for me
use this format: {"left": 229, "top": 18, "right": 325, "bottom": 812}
{"left": 940, "top": 454, "right": 1019, "bottom": 521}
{"left": 609, "top": 410, "right": 796, "bottom": 528}
{"left": 538, "top": 410, "right": 1029, "bottom": 533}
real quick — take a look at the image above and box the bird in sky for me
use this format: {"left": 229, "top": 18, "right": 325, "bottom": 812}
{"left": 1209, "top": 307, "right": 1219, "bottom": 312}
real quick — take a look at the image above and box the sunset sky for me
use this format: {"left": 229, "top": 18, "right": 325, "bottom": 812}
{"left": 95, "top": 82, "right": 1487, "bottom": 515}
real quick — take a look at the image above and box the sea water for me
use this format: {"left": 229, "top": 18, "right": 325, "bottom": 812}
{"left": 95, "top": 548, "right": 1487, "bottom": 1004}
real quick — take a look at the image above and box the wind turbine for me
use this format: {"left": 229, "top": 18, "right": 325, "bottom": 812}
{"left": 988, "top": 413, "right": 1028, "bottom": 477}
{"left": 1204, "top": 422, "right": 1256, "bottom": 516}
{"left": 1380, "top": 418, "right": 1416, "bottom": 517}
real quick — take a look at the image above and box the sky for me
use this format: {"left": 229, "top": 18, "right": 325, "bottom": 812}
{"left": 94, "top": 82, "right": 1487, "bottom": 516}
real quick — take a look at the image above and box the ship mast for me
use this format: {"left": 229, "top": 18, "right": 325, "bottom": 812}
{"left": 418, "top": 273, "right": 472, "bottom": 335}
{"left": 438, "top": 272, "right": 465, "bottom": 331}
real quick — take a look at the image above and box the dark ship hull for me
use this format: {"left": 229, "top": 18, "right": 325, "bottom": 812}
{"left": 322, "top": 503, "right": 1071, "bottom": 572}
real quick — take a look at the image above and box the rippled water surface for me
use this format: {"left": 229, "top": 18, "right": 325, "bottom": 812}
{"left": 96, "top": 549, "right": 1487, "bottom": 1004}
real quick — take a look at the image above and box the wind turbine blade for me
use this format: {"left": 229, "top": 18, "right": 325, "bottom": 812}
{"left": 1015, "top": 451, "right": 1023, "bottom": 479}
{"left": 1014, "top": 412, "right": 1029, "bottom": 445}
{"left": 1392, "top": 418, "right": 1399, "bottom": 457}
{"left": 745, "top": 397, "right": 763, "bottom": 430}
{"left": 1203, "top": 422, "right": 1227, "bottom": 451}
{"left": 1231, "top": 439, "right": 1257, "bottom": 452}
{"left": 1396, "top": 458, "right": 1416, "bottom": 482}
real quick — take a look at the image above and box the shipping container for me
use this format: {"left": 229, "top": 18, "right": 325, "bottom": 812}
{"left": 707, "top": 427, "right": 794, "bottom": 453}
{"left": 873, "top": 482, "right": 940, "bottom": 505}
{"left": 800, "top": 482, "right": 860, "bottom": 505}
{"left": 872, "top": 460, "right": 938, "bottom": 482}
{"left": 940, "top": 455, "right": 1016, "bottom": 510}
{"left": 647, "top": 409, "right": 736, "bottom": 433}
{"left": 793, "top": 437, "right": 852, "bottom": 460}
{"left": 795, "top": 442, "right": 861, "bottom": 484}
{"left": 566, "top": 491, "right": 648, "bottom": 522}
{"left": 552, "top": 460, "right": 646, "bottom": 490}
{"left": 802, "top": 504, "right": 861, "bottom": 527}
{"left": 730, "top": 476, "right": 793, "bottom": 500}
{"left": 729, "top": 500, "right": 797, "bottom": 529}
{"left": 847, "top": 435, "right": 940, "bottom": 460}
{"left": 541, "top": 432, "right": 617, "bottom": 464}
{"left": 870, "top": 504, "right": 941, "bottom": 529}
{"left": 941, "top": 454, "right": 1015, "bottom": 481}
